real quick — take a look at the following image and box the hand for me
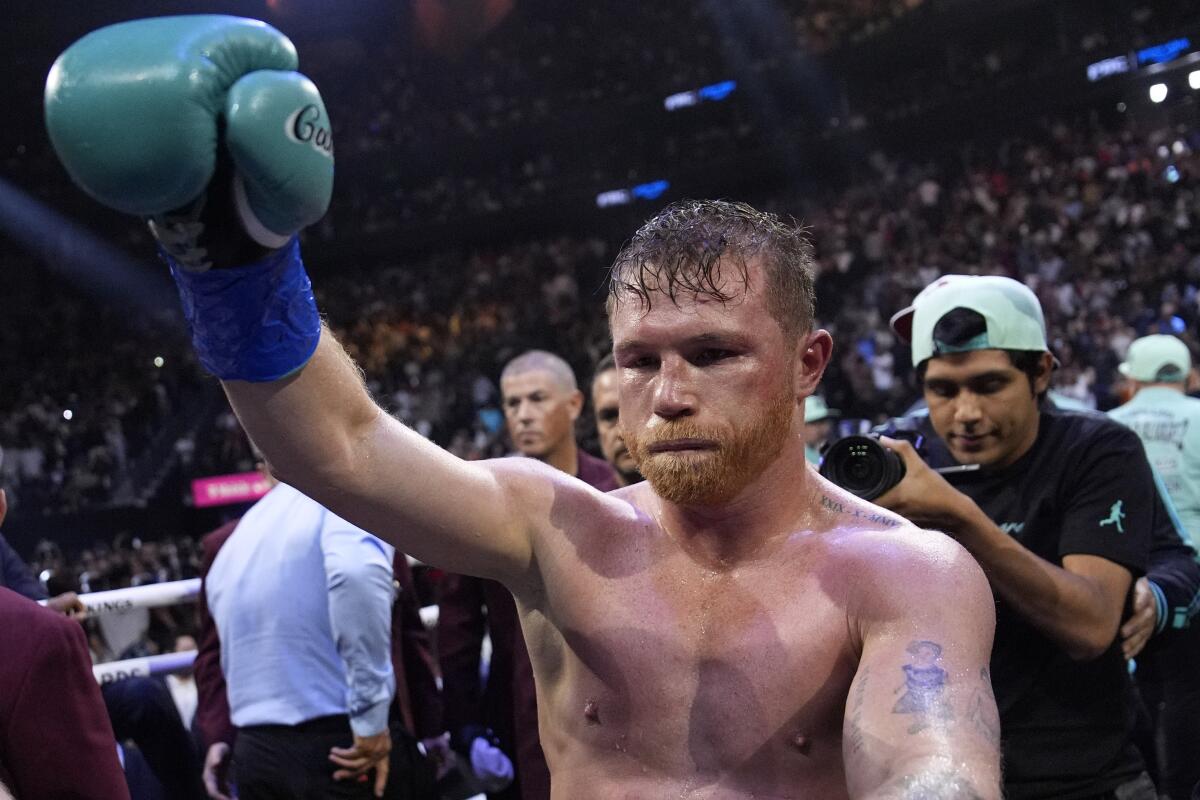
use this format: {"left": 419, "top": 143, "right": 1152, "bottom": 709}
{"left": 873, "top": 437, "right": 969, "bottom": 531}
{"left": 202, "top": 742, "right": 233, "bottom": 800}
{"left": 420, "top": 732, "right": 455, "bottom": 781}
{"left": 1121, "top": 577, "right": 1158, "bottom": 660}
{"left": 45, "top": 592, "right": 86, "bottom": 618}
{"left": 330, "top": 730, "right": 391, "bottom": 798}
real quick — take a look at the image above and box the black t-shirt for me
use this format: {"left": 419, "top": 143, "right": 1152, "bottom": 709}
{"left": 892, "top": 406, "right": 1152, "bottom": 799}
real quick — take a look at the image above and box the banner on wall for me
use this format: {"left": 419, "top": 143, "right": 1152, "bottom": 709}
{"left": 191, "top": 472, "right": 272, "bottom": 508}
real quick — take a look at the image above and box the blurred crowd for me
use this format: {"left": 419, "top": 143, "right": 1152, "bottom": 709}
{"left": 5, "top": 110, "right": 1200, "bottom": 515}
{"left": 0, "top": 259, "right": 200, "bottom": 515}
{"left": 182, "top": 114, "right": 1200, "bottom": 481}
{"left": 28, "top": 532, "right": 203, "bottom": 661}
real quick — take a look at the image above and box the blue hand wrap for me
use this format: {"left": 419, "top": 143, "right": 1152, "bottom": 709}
{"left": 167, "top": 238, "right": 321, "bottom": 382}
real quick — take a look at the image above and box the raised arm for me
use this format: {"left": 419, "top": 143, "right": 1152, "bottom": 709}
{"left": 225, "top": 326, "right": 548, "bottom": 582}
{"left": 43, "top": 15, "right": 569, "bottom": 584}
{"left": 843, "top": 531, "right": 1000, "bottom": 800}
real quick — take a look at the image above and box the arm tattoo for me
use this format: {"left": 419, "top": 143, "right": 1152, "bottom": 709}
{"left": 966, "top": 667, "right": 1000, "bottom": 748}
{"left": 821, "top": 494, "right": 903, "bottom": 528}
{"left": 892, "top": 640, "right": 953, "bottom": 734}
{"left": 847, "top": 666, "right": 870, "bottom": 755}
{"left": 879, "top": 768, "right": 986, "bottom": 800}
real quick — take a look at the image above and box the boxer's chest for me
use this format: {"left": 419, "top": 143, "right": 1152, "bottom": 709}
{"left": 531, "top": 544, "right": 856, "bottom": 777}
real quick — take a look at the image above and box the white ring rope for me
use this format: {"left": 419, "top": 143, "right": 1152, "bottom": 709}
{"left": 43, "top": 578, "right": 203, "bottom": 617}
{"left": 57, "top": 577, "right": 441, "bottom": 683}
{"left": 94, "top": 650, "right": 197, "bottom": 685}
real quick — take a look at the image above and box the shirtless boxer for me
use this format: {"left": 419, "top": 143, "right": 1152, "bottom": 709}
{"left": 45, "top": 16, "right": 1000, "bottom": 798}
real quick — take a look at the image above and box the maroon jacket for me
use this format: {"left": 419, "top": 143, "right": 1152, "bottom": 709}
{"left": 193, "top": 517, "right": 442, "bottom": 750}
{"left": 438, "top": 451, "right": 618, "bottom": 800}
{"left": 0, "top": 587, "right": 130, "bottom": 800}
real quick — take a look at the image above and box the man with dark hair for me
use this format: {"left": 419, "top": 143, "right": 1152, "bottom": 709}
{"left": 589, "top": 353, "right": 642, "bottom": 487}
{"left": 439, "top": 350, "right": 617, "bottom": 800}
{"left": 1109, "top": 334, "right": 1200, "bottom": 800}
{"left": 876, "top": 274, "right": 1162, "bottom": 799}
{"left": 47, "top": 37, "right": 1001, "bottom": 792}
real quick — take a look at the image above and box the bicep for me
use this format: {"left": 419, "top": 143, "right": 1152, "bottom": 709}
{"left": 844, "top": 539, "right": 1000, "bottom": 799}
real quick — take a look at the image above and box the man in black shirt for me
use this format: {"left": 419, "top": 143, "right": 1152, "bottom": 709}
{"left": 875, "top": 275, "right": 1157, "bottom": 800}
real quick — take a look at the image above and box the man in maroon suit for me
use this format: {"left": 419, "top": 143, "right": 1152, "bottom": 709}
{"left": 0, "top": 586, "right": 130, "bottom": 799}
{"left": 438, "top": 351, "right": 618, "bottom": 799}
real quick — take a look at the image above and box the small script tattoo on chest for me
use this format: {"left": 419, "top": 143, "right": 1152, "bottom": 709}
{"left": 820, "top": 495, "right": 902, "bottom": 528}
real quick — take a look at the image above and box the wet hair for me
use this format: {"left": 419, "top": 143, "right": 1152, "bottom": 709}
{"left": 916, "top": 307, "right": 1047, "bottom": 396}
{"left": 500, "top": 350, "right": 578, "bottom": 393}
{"left": 607, "top": 199, "right": 817, "bottom": 337}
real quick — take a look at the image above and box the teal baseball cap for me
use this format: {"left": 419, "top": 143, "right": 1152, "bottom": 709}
{"left": 889, "top": 275, "right": 1052, "bottom": 367}
{"left": 804, "top": 395, "right": 839, "bottom": 423}
{"left": 1119, "top": 334, "right": 1191, "bottom": 382}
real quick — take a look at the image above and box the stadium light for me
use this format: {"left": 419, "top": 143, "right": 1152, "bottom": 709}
{"left": 1190, "top": 70, "right": 1200, "bottom": 90}
{"left": 1149, "top": 83, "right": 1169, "bottom": 103}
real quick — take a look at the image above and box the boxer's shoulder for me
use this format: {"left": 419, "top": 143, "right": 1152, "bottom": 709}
{"left": 812, "top": 498, "right": 987, "bottom": 619}
{"left": 482, "top": 456, "right": 647, "bottom": 544}
{"left": 812, "top": 478, "right": 909, "bottom": 534}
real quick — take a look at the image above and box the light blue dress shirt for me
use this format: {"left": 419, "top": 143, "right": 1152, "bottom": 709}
{"left": 207, "top": 483, "right": 396, "bottom": 736}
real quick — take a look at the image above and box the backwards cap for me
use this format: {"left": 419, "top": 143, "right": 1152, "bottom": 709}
{"left": 1119, "top": 334, "right": 1191, "bottom": 383}
{"left": 890, "top": 275, "right": 1051, "bottom": 366}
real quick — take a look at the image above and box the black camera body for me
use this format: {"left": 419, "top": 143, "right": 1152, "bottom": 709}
{"left": 818, "top": 427, "right": 924, "bottom": 501}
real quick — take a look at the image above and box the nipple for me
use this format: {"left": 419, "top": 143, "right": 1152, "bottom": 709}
{"left": 790, "top": 732, "right": 812, "bottom": 755}
{"left": 584, "top": 699, "right": 601, "bottom": 725}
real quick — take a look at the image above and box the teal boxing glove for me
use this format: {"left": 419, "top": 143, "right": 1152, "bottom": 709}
{"left": 45, "top": 14, "right": 334, "bottom": 269}
{"left": 45, "top": 15, "right": 333, "bottom": 381}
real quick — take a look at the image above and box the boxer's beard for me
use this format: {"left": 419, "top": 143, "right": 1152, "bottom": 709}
{"left": 626, "top": 390, "right": 795, "bottom": 506}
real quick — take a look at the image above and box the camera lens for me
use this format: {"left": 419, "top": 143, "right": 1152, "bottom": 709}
{"left": 818, "top": 435, "right": 907, "bottom": 501}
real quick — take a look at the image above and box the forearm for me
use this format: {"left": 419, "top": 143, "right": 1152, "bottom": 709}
{"left": 861, "top": 757, "right": 999, "bottom": 800}
{"left": 224, "top": 326, "right": 382, "bottom": 491}
{"left": 947, "top": 500, "right": 1118, "bottom": 660}
{"left": 327, "top": 542, "right": 396, "bottom": 736}
{"left": 1145, "top": 547, "right": 1200, "bottom": 635}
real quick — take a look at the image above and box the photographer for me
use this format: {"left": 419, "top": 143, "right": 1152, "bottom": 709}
{"left": 867, "top": 275, "right": 1158, "bottom": 799}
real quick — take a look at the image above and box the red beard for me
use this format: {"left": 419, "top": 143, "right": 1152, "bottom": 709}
{"left": 625, "top": 391, "right": 795, "bottom": 506}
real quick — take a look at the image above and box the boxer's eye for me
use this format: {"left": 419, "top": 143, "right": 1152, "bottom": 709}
{"left": 692, "top": 348, "right": 735, "bottom": 366}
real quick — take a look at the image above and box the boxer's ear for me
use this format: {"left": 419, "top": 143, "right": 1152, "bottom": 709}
{"left": 794, "top": 329, "right": 833, "bottom": 400}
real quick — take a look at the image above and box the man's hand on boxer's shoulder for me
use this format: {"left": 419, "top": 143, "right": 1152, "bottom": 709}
{"left": 1121, "top": 577, "right": 1158, "bottom": 660}
{"left": 874, "top": 436, "right": 971, "bottom": 531}
{"left": 330, "top": 730, "right": 391, "bottom": 798}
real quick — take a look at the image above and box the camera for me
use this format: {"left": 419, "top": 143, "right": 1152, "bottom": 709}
{"left": 818, "top": 428, "right": 924, "bottom": 501}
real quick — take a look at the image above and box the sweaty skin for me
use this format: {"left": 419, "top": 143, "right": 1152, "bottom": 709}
{"left": 223, "top": 256, "right": 999, "bottom": 798}
{"left": 515, "top": 475, "right": 997, "bottom": 799}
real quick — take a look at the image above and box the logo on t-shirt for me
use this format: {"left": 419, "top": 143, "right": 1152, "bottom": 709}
{"left": 999, "top": 522, "right": 1025, "bottom": 535}
{"left": 1099, "top": 500, "right": 1126, "bottom": 533}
